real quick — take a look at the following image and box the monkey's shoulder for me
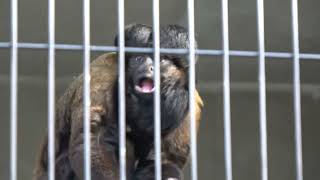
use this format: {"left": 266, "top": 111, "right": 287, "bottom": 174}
{"left": 91, "top": 52, "right": 118, "bottom": 70}
{"left": 56, "top": 53, "right": 119, "bottom": 118}
{"left": 90, "top": 52, "right": 119, "bottom": 86}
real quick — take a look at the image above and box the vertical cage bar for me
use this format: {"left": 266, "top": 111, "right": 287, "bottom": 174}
{"left": 83, "top": 0, "right": 91, "bottom": 179}
{"left": 187, "top": 0, "right": 198, "bottom": 179}
{"left": 117, "top": 0, "right": 126, "bottom": 179}
{"left": 221, "top": 0, "right": 233, "bottom": 180}
{"left": 152, "top": 0, "right": 161, "bottom": 179}
{"left": 291, "top": 0, "right": 303, "bottom": 180}
{"left": 256, "top": 0, "right": 268, "bottom": 180}
{"left": 10, "top": 0, "right": 18, "bottom": 179}
{"left": 48, "top": 0, "right": 56, "bottom": 179}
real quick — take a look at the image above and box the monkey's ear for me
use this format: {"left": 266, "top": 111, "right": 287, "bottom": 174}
{"left": 160, "top": 24, "right": 199, "bottom": 68}
{"left": 114, "top": 23, "right": 152, "bottom": 47}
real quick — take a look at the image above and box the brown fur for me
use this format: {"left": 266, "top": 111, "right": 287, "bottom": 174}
{"left": 33, "top": 53, "right": 203, "bottom": 180}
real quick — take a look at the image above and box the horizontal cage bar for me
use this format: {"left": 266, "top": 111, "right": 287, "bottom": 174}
{"left": 1, "top": 42, "right": 320, "bottom": 60}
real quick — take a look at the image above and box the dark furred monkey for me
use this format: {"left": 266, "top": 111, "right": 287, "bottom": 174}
{"left": 33, "top": 24, "right": 203, "bottom": 180}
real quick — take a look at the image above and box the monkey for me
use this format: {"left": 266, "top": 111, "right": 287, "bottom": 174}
{"left": 33, "top": 24, "right": 203, "bottom": 180}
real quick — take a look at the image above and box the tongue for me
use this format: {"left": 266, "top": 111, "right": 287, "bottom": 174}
{"left": 140, "top": 79, "right": 154, "bottom": 93}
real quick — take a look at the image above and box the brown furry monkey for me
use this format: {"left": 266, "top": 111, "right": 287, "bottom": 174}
{"left": 33, "top": 24, "right": 203, "bottom": 180}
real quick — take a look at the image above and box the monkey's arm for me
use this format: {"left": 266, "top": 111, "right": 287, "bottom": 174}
{"left": 67, "top": 53, "right": 135, "bottom": 180}
{"left": 164, "top": 90, "right": 203, "bottom": 168}
{"left": 68, "top": 104, "right": 120, "bottom": 180}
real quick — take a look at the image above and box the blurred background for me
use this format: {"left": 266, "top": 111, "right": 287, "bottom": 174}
{"left": 0, "top": 0, "right": 320, "bottom": 179}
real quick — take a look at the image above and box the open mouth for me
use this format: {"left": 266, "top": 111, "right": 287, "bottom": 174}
{"left": 134, "top": 77, "right": 155, "bottom": 94}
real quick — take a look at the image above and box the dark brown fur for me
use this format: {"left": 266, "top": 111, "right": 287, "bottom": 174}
{"left": 33, "top": 24, "right": 203, "bottom": 180}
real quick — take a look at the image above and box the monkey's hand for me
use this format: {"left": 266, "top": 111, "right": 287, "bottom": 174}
{"left": 134, "top": 160, "right": 182, "bottom": 180}
{"left": 68, "top": 105, "right": 121, "bottom": 180}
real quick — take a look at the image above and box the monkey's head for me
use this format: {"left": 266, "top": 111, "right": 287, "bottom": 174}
{"left": 114, "top": 24, "right": 197, "bottom": 135}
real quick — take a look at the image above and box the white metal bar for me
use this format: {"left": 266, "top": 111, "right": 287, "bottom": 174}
{"left": 291, "top": 0, "right": 304, "bottom": 180}
{"left": 1, "top": 42, "right": 320, "bottom": 60}
{"left": 10, "top": 0, "right": 18, "bottom": 179}
{"left": 257, "top": 0, "right": 268, "bottom": 180}
{"left": 152, "top": 0, "right": 161, "bottom": 180}
{"left": 221, "top": 0, "right": 233, "bottom": 180}
{"left": 48, "top": 0, "right": 56, "bottom": 179}
{"left": 3, "top": 75, "right": 320, "bottom": 96}
{"left": 117, "top": 0, "right": 126, "bottom": 179}
{"left": 197, "top": 82, "right": 320, "bottom": 96}
{"left": 187, "top": 0, "right": 198, "bottom": 179}
{"left": 83, "top": 0, "right": 91, "bottom": 179}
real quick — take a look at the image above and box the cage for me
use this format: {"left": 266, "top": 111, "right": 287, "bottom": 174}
{"left": 0, "top": 0, "right": 320, "bottom": 180}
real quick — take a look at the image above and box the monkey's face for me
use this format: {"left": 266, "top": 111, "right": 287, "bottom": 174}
{"left": 126, "top": 54, "right": 187, "bottom": 101}
{"left": 126, "top": 55, "right": 154, "bottom": 99}
{"left": 125, "top": 53, "right": 188, "bottom": 134}
{"left": 118, "top": 24, "right": 194, "bottom": 134}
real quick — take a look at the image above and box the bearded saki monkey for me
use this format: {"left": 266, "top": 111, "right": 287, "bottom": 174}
{"left": 33, "top": 24, "right": 203, "bottom": 180}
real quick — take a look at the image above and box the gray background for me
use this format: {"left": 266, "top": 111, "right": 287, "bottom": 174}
{"left": 0, "top": 0, "right": 320, "bottom": 179}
